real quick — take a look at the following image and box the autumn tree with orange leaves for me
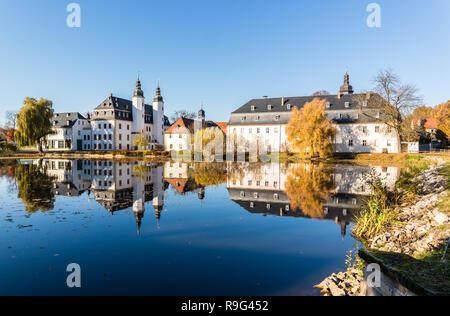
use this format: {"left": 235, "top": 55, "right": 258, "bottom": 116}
{"left": 286, "top": 98, "right": 336, "bottom": 158}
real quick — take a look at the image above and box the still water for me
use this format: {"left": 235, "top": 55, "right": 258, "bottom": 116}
{"left": 0, "top": 159, "right": 400, "bottom": 295}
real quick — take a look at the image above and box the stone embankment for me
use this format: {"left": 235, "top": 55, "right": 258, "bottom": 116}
{"left": 316, "top": 162, "right": 449, "bottom": 296}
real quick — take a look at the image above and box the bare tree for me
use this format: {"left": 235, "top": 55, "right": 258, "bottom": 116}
{"left": 312, "top": 90, "right": 330, "bottom": 96}
{"left": 5, "top": 111, "right": 18, "bottom": 129}
{"left": 356, "top": 69, "right": 423, "bottom": 152}
{"left": 170, "top": 110, "right": 196, "bottom": 122}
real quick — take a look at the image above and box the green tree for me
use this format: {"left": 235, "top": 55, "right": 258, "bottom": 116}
{"left": 286, "top": 98, "right": 336, "bottom": 158}
{"left": 16, "top": 98, "right": 54, "bottom": 153}
{"left": 133, "top": 132, "right": 150, "bottom": 149}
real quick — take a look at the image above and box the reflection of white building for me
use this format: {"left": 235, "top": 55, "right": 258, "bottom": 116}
{"left": 40, "top": 159, "right": 167, "bottom": 233}
{"left": 227, "top": 72, "right": 400, "bottom": 154}
{"left": 227, "top": 162, "right": 400, "bottom": 237}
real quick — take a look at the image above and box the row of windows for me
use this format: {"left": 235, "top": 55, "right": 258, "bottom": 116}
{"left": 234, "top": 180, "right": 279, "bottom": 188}
{"left": 346, "top": 139, "right": 391, "bottom": 147}
{"left": 233, "top": 127, "right": 279, "bottom": 134}
{"left": 241, "top": 115, "right": 281, "bottom": 122}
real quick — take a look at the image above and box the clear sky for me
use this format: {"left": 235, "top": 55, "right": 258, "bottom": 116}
{"left": 0, "top": 0, "right": 449, "bottom": 124}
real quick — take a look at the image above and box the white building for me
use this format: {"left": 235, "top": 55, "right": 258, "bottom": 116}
{"left": 227, "top": 72, "right": 400, "bottom": 154}
{"left": 46, "top": 113, "right": 92, "bottom": 151}
{"left": 45, "top": 78, "right": 171, "bottom": 152}
{"left": 164, "top": 108, "right": 228, "bottom": 152}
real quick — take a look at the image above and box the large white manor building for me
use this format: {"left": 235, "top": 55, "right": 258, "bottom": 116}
{"left": 227, "top": 72, "right": 400, "bottom": 154}
{"left": 45, "top": 78, "right": 171, "bottom": 151}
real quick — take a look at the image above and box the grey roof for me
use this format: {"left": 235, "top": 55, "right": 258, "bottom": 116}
{"left": 52, "top": 112, "right": 86, "bottom": 128}
{"left": 93, "top": 95, "right": 170, "bottom": 125}
{"left": 229, "top": 93, "right": 384, "bottom": 126}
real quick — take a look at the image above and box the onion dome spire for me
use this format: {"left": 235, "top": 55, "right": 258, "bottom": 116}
{"left": 154, "top": 80, "right": 163, "bottom": 102}
{"left": 339, "top": 69, "right": 354, "bottom": 95}
{"left": 134, "top": 72, "right": 144, "bottom": 97}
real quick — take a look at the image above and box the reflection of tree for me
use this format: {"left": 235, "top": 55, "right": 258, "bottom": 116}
{"left": 132, "top": 164, "right": 150, "bottom": 178}
{"left": 285, "top": 163, "right": 333, "bottom": 219}
{"left": 192, "top": 163, "right": 226, "bottom": 187}
{"left": 15, "top": 164, "right": 55, "bottom": 213}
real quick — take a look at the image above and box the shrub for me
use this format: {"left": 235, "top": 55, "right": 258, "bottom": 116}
{"left": 0, "top": 141, "right": 18, "bottom": 152}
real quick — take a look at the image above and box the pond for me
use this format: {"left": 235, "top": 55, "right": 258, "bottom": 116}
{"left": 0, "top": 159, "right": 400, "bottom": 296}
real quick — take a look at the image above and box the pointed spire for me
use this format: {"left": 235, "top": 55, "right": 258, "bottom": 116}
{"left": 339, "top": 69, "right": 354, "bottom": 95}
{"left": 154, "top": 79, "right": 163, "bottom": 102}
{"left": 134, "top": 72, "right": 144, "bottom": 97}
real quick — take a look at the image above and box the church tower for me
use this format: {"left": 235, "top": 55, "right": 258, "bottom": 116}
{"left": 339, "top": 70, "right": 354, "bottom": 95}
{"left": 152, "top": 81, "right": 165, "bottom": 147}
{"left": 132, "top": 75, "right": 145, "bottom": 135}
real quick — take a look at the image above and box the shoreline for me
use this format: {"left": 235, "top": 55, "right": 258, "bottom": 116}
{"left": 316, "top": 161, "right": 450, "bottom": 296}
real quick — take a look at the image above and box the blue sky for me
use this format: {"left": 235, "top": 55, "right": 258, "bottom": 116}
{"left": 0, "top": 0, "right": 449, "bottom": 124}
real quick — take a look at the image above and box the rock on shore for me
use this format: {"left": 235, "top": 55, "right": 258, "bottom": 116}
{"left": 316, "top": 162, "right": 449, "bottom": 296}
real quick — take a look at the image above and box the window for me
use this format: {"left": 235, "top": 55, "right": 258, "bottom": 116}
{"left": 274, "top": 128, "right": 278, "bottom": 133}
{"left": 348, "top": 140, "right": 354, "bottom": 147}
{"left": 326, "top": 102, "right": 331, "bottom": 109}
{"left": 363, "top": 140, "right": 367, "bottom": 147}
{"left": 362, "top": 126, "right": 368, "bottom": 134}
{"left": 375, "top": 126, "right": 380, "bottom": 133}
{"left": 251, "top": 106, "right": 256, "bottom": 111}
{"left": 241, "top": 116, "right": 247, "bottom": 121}
{"left": 266, "top": 128, "right": 270, "bottom": 134}
{"left": 362, "top": 101, "right": 368, "bottom": 107}
{"left": 287, "top": 104, "right": 292, "bottom": 110}
{"left": 119, "top": 124, "right": 122, "bottom": 129}
{"left": 275, "top": 115, "right": 280, "bottom": 121}
{"left": 257, "top": 128, "right": 260, "bottom": 134}
{"left": 345, "top": 102, "right": 350, "bottom": 108}
{"left": 267, "top": 104, "right": 273, "bottom": 110}
{"left": 249, "top": 128, "right": 252, "bottom": 134}
{"left": 170, "top": 144, "right": 173, "bottom": 149}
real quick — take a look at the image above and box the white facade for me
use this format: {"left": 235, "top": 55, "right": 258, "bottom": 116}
{"left": 45, "top": 79, "right": 169, "bottom": 152}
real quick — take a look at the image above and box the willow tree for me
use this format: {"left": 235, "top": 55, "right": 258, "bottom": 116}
{"left": 15, "top": 164, "right": 55, "bottom": 213}
{"left": 16, "top": 98, "right": 54, "bottom": 153}
{"left": 286, "top": 98, "right": 336, "bottom": 158}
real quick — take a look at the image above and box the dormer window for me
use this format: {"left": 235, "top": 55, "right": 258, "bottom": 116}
{"left": 255, "top": 116, "right": 260, "bottom": 121}
{"left": 66, "top": 120, "right": 71, "bottom": 125}
{"left": 275, "top": 115, "right": 280, "bottom": 121}
{"left": 287, "top": 104, "right": 292, "bottom": 110}
{"left": 267, "top": 104, "right": 273, "bottom": 110}
{"left": 326, "top": 102, "right": 331, "bottom": 109}
{"left": 241, "top": 116, "right": 247, "bottom": 121}
{"left": 251, "top": 105, "right": 256, "bottom": 111}
{"left": 345, "top": 102, "right": 350, "bottom": 108}
{"left": 362, "top": 101, "right": 368, "bottom": 107}
{"left": 53, "top": 121, "right": 58, "bottom": 126}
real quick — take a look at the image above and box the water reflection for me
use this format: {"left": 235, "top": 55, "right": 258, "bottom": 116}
{"left": 227, "top": 162, "right": 400, "bottom": 237}
{"left": 10, "top": 159, "right": 400, "bottom": 238}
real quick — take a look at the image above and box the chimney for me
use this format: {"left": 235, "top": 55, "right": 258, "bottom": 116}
{"left": 281, "top": 97, "right": 285, "bottom": 106}
{"left": 337, "top": 92, "right": 341, "bottom": 99}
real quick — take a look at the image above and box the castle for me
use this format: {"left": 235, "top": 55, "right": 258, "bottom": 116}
{"left": 45, "top": 77, "right": 171, "bottom": 151}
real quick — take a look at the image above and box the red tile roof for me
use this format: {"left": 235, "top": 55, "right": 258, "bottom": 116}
{"left": 214, "top": 122, "right": 228, "bottom": 134}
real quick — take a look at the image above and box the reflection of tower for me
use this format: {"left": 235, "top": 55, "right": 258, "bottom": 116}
{"left": 152, "top": 164, "right": 165, "bottom": 228}
{"left": 133, "top": 169, "right": 146, "bottom": 235}
{"left": 198, "top": 187, "right": 205, "bottom": 200}
{"left": 340, "top": 220, "right": 348, "bottom": 239}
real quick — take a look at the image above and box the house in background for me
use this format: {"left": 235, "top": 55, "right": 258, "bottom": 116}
{"left": 227, "top": 72, "right": 400, "bottom": 154}
{"left": 164, "top": 108, "right": 228, "bottom": 152}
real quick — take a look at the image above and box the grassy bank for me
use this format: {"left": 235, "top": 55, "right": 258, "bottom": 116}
{"left": 353, "top": 156, "right": 448, "bottom": 241}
